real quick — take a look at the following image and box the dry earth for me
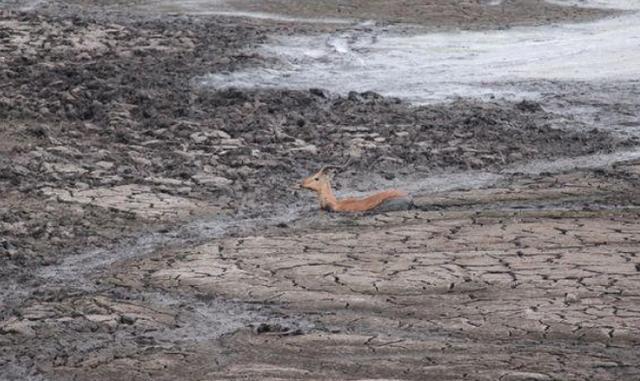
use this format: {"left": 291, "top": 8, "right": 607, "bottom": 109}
{"left": 1, "top": 1, "right": 639, "bottom": 380}
{"left": 5, "top": 162, "right": 640, "bottom": 380}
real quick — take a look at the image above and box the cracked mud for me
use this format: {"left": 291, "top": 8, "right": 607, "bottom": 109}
{"left": 1, "top": 1, "right": 640, "bottom": 380}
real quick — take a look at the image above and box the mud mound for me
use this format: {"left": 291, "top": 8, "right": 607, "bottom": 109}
{"left": 200, "top": 88, "right": 631, "bottom": 173}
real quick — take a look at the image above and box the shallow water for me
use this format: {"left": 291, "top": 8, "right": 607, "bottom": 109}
{"left": 547, "top": 0, "right": 640, "bottom": 10}
{"left": 36, "top": 205, "right": 312, "bottom": 289}
{"left": 200, "top": 1, "right": 640, "bottom": 104}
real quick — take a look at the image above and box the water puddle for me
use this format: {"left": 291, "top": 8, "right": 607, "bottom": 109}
{"left": 200, "top": 1, "right": 640, "bottom": 103}
{"left": 502, "top": 149, "right": 640, "bottom": 174}
{"left": 37, "top": 205, "right": 311, "bottom": 290}
{"left": 547, "top": 0, "right": 640, "bottom": 10}
{"left": 340, "top": 149, "right": 640, "bottom": 199}
{"left": 139, "top": 291, "right": 316, "bottom": 344}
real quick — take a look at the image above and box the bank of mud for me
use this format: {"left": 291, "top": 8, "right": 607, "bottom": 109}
{"left": 1, "top": 2, "right": 640, "bottom": 381}
{"left": 144, "top": 0, "right": 615, "bottom": 29}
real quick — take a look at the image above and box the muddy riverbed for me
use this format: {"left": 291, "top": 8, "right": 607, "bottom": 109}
{"left": 1, "top": 1, "right": 640, "bottom": 380}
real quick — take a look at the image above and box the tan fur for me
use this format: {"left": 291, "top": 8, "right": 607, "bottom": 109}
{"left": 300, "top": 167, "right": 408, "bottom": 212}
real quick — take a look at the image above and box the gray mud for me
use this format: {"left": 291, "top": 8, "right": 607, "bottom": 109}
{"left": 1, "top": 1, "right": 640, "bottom": 380}
{"left": 145, "top": 0, "right": 614, "bottom": 28}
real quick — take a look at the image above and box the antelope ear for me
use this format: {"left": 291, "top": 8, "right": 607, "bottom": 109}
{"left": 321, "top": 167, "right": 340, "bottom": 177}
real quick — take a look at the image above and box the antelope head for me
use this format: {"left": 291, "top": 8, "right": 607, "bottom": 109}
{"left": 300, "top": 158, "right": 352, "bottom": 193}
{"left": 301, "top": 167, "right": 330, "bottom": 192}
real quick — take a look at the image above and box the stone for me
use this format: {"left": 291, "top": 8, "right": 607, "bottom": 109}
{"left": 95, "top": 161, "right": 115, "bottom": 170}
{"left": 190, "top": 132, "right": 209, "bottom": 144}
{"left": 289, "top": 144, "right": 318, "bottom": 155}
{"left": 191, "top": 174, "right": 233, "bottom": 187}
{"left": 501, "top": 371, "right": 551, "bottom": 381}
{"left": 210, "top": 130, "right": 231, "bottom": 139}
{"left": 0, "top": 318, "right": 36, "bottom": 337}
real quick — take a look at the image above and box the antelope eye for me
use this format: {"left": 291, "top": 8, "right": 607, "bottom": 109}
{"left": 314, "top": 177, "right": 319, "bottom": 181}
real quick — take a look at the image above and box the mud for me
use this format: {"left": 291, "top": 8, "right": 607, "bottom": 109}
{"left": 147, "top": 0, "right": 615, "bottom": 29}
{"left": 1, "top": 1, "right": 640, "bottom": 380}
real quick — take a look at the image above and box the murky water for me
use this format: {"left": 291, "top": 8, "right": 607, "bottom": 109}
{"left": 547, "top": 0, "right": 640, "bottom": 10}
{"left": 201, "top": 4, "right": 640, "bottom": 103}
{"left": 192, "top": 0, "right": 639, "bottom": 104}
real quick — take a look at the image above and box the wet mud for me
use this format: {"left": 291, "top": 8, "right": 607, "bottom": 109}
{"left": 149, "top": 0, "right": 615, "bottom": 29}
{"left": 1, "top": 1, "right": 639, "bottom": 380}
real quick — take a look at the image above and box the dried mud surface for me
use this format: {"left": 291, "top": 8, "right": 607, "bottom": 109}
{"left": 1, "top": 2, "right": 640, "bottom": 381}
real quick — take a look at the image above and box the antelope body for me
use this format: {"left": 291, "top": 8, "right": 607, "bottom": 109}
{"left": 300, "top": 165, "right": 411, "bottom": 213}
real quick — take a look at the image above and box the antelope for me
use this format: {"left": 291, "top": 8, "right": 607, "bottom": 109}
{"left": 300, "top": 160, "right": 412, "bottom": 213}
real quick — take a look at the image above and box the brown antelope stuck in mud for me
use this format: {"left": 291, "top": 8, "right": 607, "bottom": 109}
{"left": 300, "top": 160, "right": 412, "bottom": 213}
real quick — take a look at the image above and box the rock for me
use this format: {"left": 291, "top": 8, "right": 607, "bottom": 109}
{"left": 0, "top": 240, "right": 17, "bottom": 256}
{"left": 564, "top": 293, "right": 580, "bottom": 304}
{"left": 192, "top": 174, "right": 233, "bottom": 187}
{"left": 361, "top": 90, "right": 383, "bottom": 100}
{"left": 350, "top": 138, "right": 377, "bottom": 150}
{"left": 119, "top": 315, "right": 137, "bottom": 325}
{"left": 500, "top": 371, "right": 551, "bottom": 381}
{"left": 516, "top": 100, "right": 544, "bottom": 113}
{"left": 234, "top": 166, "right": 256, "bottom": 179}
{"left": 289, "top": 144, "right": 318, "bottom": 155}
{"left": 253, "top": 322, "right": 303, "bottom": 336}
{"left": 145, "top": 177, "right": 189, "bottom": 186}
{"left": 347, "top": 91, "right": 362, "bottom": 101}
{"left": 95, "top": 161, "right": 115, "bottom": 170}
{"left": 309, "top": 88, "right": 329, "bottom": 98}
{"left": 97, "top": 175, "right": 124, "bottom": 185}
{"left": 210, "top": 130, "right": 231, "bottom": 139}
{"left": 47, "top": 146, "right": 82, "bottom": 157}
{"left": 43, "top": 162, "right": 88, "bottom": 175}
{"left": 130, "top": 154, "right": 152, "bottom": 167}
{"left": 0, "top": 318, "right": 36, "bottom": 337}
{"left": 219, "top": 138, "right": 244, "bottom": 147}
{"left": 190, "top": 132, "right": 209, "bottom": 144}
{"left": 465, "top": 158, "right": 485, "bottom": 169}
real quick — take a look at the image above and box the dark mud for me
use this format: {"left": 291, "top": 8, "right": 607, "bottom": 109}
{"left": 1, "top": 2, "right": 640, "bottom": 381}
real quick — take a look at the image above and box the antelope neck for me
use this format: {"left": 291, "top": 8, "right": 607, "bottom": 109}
{"left": 318, "top": 182, "right": 338, "bottom": 210}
